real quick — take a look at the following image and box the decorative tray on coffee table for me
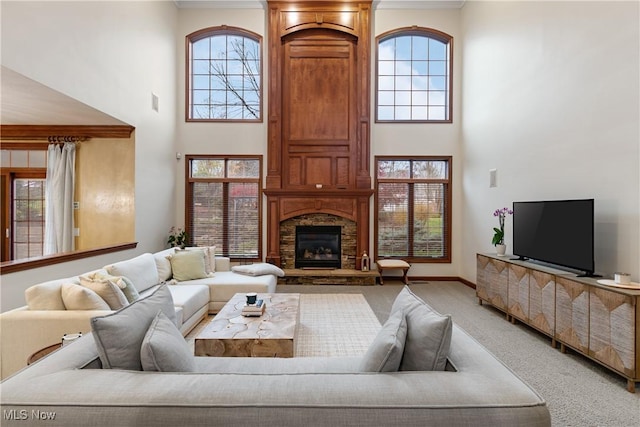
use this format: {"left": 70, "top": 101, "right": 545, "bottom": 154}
{"left": 596, "top": 279, "right": 640, "bottom": 290}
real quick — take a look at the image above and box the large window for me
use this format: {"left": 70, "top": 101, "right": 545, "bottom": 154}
{"left": 186, "top": 156, "right": 262, "bottom": 260}
{"left": 376, "top": 27, "right": 453, "bottom": 122}
{"left": 186, "top": 26, "right": 262, "bottom": 121}
{"left": 375, "top": 157, "right": 451, "bottom": 262}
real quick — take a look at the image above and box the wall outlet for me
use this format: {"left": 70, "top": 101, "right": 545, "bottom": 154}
{"left": 73, "top": 201, "right": 80, "bottom": 209}
{"left": 73, "top": 228, "right": 80, "bottom": 237}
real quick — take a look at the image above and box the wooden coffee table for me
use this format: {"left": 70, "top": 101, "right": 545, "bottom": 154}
{"left": 194, "top": 293, "right": 300, "bottom": 358}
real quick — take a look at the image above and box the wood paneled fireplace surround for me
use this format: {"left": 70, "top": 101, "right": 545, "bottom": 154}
{"left": 264, "top": 1, "right": 374, "bottom": 270}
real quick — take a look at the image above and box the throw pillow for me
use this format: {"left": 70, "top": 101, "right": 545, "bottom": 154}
{"left": 167, "top": 250, "right": 208, "bottom": 281}
{"left": 91, "top": 284, "right": 177, "bottom": 370}
{"left": 391, "top": 286, "right": 452, "bottom": 371}
{"left": 61, "top": 283, "right": 111, "bottom": 310}
{"left": 154, "top": 248, "right": 176, "bottom": 281}
{"left": 85, "top": 271, "right": 141, "bottom": 304}
{"left": 231, "top": 263, "right": 285, "bottom": 277}
{"left": 359, "top": 309, "right": 407, "bottom": 372}
{"left": 140, "top": 310, "right": 195, "bottom": 372}
{"left": 25, "top": 278, "right": 77, "bottom": 310}
{"left": 78, "top": 274, "right": 129, "bottom": 310}
{"left": 183, "top": 246, "right": 216, "bottom": 274}
{"left": 118, "top": 276, "right": 141, "bottom": 303}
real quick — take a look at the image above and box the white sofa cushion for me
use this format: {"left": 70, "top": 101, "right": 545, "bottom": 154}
{"left": 214, "top": 256, "right": 231, "bottom": 272}
{"left": 106, "top": 253, "right": 159, "bottom": 293}
{"left": 359, "top": 309, "right": 407, "bottom": 372}
{"left": 91, "top": 285, "right": 176, "bottom": 370}
{"left": 61, "top": 283, "right": 111, "bottom": 311}
{"left": 25, "top": 277, "right": 80, "bottom": 310}
{"left": 181, "top": 271, "right": 277, "bottom": 304}
{"left": 167, "top": 285, "right": 210, "bottom": 322}
{"left": 140, "top": 311, "right": 195, "bottom": 372}
{"left": 153, "top": 248, "right": 175, "bottom": 282}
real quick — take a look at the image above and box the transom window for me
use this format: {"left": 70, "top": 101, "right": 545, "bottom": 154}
{"left": 375, "top": 157, "right": 452, "bottom": 262}
{"left": 186, "top": 26, "right": 262, "bottom": 121}
{"left": 376, "top": 27, "right": 453, "bottom": 122}
{"left": 186, "top": 156, "right": 262, "bottom": 260}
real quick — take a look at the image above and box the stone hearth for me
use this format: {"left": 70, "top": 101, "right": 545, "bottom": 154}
{"left": 280, "top": 214, "right": 356, "bottom": 269}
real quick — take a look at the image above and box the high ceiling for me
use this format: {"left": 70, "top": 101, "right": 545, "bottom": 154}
{"left": 1, "top": 0, "right": 464, "bottom": 127}
{"left": 0, "top": 66, "right": 127, "bottom": 126}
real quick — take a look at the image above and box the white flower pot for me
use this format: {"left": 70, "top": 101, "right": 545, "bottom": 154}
{"left": 496, "top": 244, "right": 507, "bottom": 256}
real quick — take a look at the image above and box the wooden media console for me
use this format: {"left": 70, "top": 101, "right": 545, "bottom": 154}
{"left": 476, "top": 253, "right": 640, "bottom": 393}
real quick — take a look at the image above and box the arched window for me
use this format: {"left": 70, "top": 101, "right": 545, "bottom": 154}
{"left": 186, "top": 26, "right": 262, "bottom": 121}
{"left": 376, "top": 27, "right": 453, "bottom": 123}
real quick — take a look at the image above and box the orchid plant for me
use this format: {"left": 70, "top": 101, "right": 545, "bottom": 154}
{"left": 492, "top": 207, "right": 513, "bottom": 246}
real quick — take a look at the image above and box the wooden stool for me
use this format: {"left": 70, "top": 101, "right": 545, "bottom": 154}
{"left": 376, "top": 259, "right": 410, "bottom": 285}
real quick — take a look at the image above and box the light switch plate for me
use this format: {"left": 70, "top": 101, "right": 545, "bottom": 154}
{"left": 489, "top": 169, "right": 497, "bottom": 188}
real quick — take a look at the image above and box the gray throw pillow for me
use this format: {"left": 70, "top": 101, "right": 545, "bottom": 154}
{"left": 119, "top": 276, "right": 141, "bottom": 303}
{"left": 391, "top": 286, "right": 452, "bottom": 371}
{"left": 141, "top": 311, "right": 195, "bottom": 372}
{"left": 359, "top": 309, "right": 407, "bottom": 372}
{"left": 91, "top": 284, "right": 177, "bottom": 370}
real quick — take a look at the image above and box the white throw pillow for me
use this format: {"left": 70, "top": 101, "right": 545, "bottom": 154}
{"left": 140, "top": 311, "right": 195, "bottom": 372}
{"left": 231, "top": 263, "right": 285, "bottom": 277}
{"left": 154, "top": 248, "right": 176, "bottom": 281}
{"left": 359, "top": 309, "right": 407, "bottom": 372}
{"left": 79, "top": 274, "right": 129, "bottom": 310}
{"left": 61, "top": 283, "right": 110, "bottom": 310}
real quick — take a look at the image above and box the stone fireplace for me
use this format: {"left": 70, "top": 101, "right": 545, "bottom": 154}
{"left": 264, "top": 190, "right": 373, "bottom": 269}
{"left": 279, "top": 214, "right": 357, "bottom": 269}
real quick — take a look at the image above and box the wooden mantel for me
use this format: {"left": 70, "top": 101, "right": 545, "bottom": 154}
{"left": 265, "top": 1, "right": 373, "bottom": 268}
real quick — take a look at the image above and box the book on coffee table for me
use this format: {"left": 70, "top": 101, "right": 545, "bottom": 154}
{"left": 242, "top": 299, "right": 266, "bottom": 317}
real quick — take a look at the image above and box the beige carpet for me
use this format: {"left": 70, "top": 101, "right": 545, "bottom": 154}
{"left": 187, "top": 293, "right": 381, "bottom": 357}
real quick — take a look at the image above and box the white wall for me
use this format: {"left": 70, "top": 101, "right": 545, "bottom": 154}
{"left": 372, "top": 8, "right": 463, "bottom": 277}
{"left": 174, "top": 7, "right": 268, "bottom": 236}
{"left": 1, "top": 1, "right": 179, "bottom": 311}
{"left": 460, "top": 1, "right": 640, "bottom": 281}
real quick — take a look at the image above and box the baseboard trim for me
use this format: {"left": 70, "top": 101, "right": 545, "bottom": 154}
{"left": 386, "top": 275, "right": 476, "bottom": 290}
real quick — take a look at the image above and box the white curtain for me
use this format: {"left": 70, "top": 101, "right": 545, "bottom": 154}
{"left": 44, "top": 142, "right": 76, "bottom": 255}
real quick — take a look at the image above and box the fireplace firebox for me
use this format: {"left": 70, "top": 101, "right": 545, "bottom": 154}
{"left": 295, "top": 226, "right": 341, "bottom": 269}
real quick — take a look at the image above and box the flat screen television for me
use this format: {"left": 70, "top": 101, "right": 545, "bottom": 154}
{"left": 512, "top": 199, "right": 595, "bottom": 277}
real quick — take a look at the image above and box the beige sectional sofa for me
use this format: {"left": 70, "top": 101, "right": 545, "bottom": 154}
{"left": 0, "top": 285, "right": 551, "bottom": 427}
{"left": 0, "top": 249, "right": 278, "bottom": 379}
